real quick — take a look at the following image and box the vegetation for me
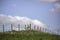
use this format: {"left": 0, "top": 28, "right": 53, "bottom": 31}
{"left": 0, "top": 30, "right": 60, "bottom": 40}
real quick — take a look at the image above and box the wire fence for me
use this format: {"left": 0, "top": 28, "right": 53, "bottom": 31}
{"left": 0, "top": 24, "right": 40, "bottom": 32}
{"left": 0, "top": 24, "right": 59, "bottom": 35}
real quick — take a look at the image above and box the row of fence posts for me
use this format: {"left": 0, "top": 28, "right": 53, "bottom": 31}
{"left": 2, "top": 24, "right": 32, "bottom": 32}
{"left": 2, "top": 24, "right": 44, "bottom": 32}
{"left": 1, "top": 24, "right": 59, "bottom": 35}
{"left": 1, "top": 24, "right": 43, "bottom": 32}
{"left": 2, "top": 24, "right": 46, "bottom": 32}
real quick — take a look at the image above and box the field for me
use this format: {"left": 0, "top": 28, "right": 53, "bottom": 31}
{"left": 0, "top": 30, "right": 60, "bottom": 40}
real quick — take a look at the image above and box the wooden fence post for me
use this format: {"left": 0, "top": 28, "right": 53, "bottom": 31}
{"left": 11, "top": 24, "right": 13, "bottom": 31}
{"left": 3, "top": 24, "right": 4, "bottom": 32}
{"left": 30, "top": 24, "right": 31, "bottom": 30}
{"left": 18, "top": 24, "right": 20, "bottom": 31}
{"left": 40, "top": 27, "right": 41, "bottom": 31}
{"left": 34, "top": 26, "right": 35, "bottom": 30}
{"left": 37, "top": 27, "right": 39, "bottom": 30}
{"left": 25, "top": 25, "right": 26, "bottom": 30}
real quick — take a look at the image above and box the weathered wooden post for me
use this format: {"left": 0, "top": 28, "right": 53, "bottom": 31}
{"left": 37, "top": 27, "right": 39, "bottom": 30}
{"left": 25, "top": 25, "right": 26, "bottom": 30}
{"left": 40, "top": 27, "right": 41, "bottom": 31}
{"left": 34, "top": 26, "right": 35, "bottom": 30}
{"left": 18, "top": 24, "right": 20, "bottom": 31}
{"left": 3, "top": 24, "right": 4, "bottom": 32}
{"left": 30, "top": 24, "right": 31, "bottom": 30}
{"left": 57, "top": 30, "right": 60, "bottom": 35}
{"left": 11, "top": 24, "right": 13, "bottom": 31}
{"left": 45, "top": 28, "right": 46, "bottom": 32}
{"left": 26, "top": 24, "right": 31, "bottom": 30}
{"left": 34, "top": 26, "right": 36, "bottom": 30}
{"left": 27, "top": 25, "right": 29, "bottom": 30}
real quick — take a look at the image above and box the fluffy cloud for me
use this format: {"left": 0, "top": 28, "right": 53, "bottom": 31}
{"left": 54, "top": 3, "right": 60, "bottom": 12}
{"left": 49, "top": 3, "right": 60, "bottom": 13}
{"left": 34, "top": 0, "right": 60, "bottom": 13}
{"left": 32, "top": 0, "right": 60, "bottom": 13}
{"left": 55, "top": 3, "right": 60, "bottom": 9}
{"left": 38, "top": 0, "right": 60, "bottom": 13}
{"left": 35, "top": 0, "right": 57, "bottom": 2}
{"left": 0, "top": 14, "right": 47, "bottom": 28}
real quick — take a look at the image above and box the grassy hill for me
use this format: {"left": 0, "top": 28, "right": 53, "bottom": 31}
{"left": 0, "top": 30, "right": 60, "bottom": 40}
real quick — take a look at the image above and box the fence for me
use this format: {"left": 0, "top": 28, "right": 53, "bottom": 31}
{"left": 0, "top": 24, "right": 44, "bottom": 32}
{"left": 0, "top": 24, "right": 59, "bottom": 35}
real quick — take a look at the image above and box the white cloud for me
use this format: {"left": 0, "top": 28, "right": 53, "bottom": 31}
{"left": 55, "top": 3, "right": 60, "bottom": 9}
{"left": 55, "top": 3, "right": 60, "bottom": 12}
{"left": 35, "top": 0, "right": 57, "bottom": 2}
{"left": 49, "top": 3, "right": 60, "bottom": 13}
{"left": 0, "top": 14, "right": 47, "bottom": 28}
{"left": 34, "top": 0, "right": 60, "bottom": 13}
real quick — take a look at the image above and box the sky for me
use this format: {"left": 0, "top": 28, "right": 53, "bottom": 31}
{"left": 0, "top": 0, "right": 60, "bottom": 34}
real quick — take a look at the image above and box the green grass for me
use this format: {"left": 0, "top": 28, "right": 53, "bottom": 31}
{"left": 0, "top": 30, "right": 60, "bottom": 40}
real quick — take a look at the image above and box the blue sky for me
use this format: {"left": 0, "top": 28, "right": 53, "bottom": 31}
{"left": 0, "top": 0, "right": 60, "bottom": 31}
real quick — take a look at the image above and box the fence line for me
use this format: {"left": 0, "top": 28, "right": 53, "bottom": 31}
{"left": 0, "top": 24, "right": 59, "bottom": 35}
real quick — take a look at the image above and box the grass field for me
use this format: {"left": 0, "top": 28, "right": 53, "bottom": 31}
{"left": 0, "top": 30, "right": 60, "bottom": 40}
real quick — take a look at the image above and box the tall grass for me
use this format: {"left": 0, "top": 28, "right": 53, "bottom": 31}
{"left": 0, "top": 30, "right": 60, "bottom": 40}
